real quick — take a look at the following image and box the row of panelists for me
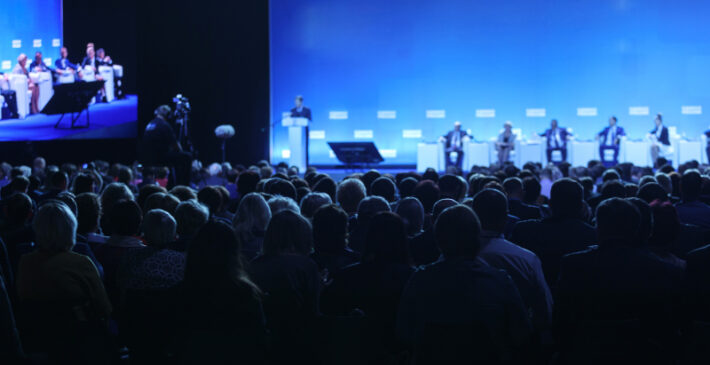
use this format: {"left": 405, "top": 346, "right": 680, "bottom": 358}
{"left": 431, "top": 114, "right": 710, "bottom": 170}
{"left": 0, "top": 43, "right": 124, "bottom": 119}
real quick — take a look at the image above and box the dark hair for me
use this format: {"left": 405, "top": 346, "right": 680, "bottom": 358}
{"left": 266, "top": 178, "right": 297, "bottom": 201}
{"left": 472, "top": 189, "right": 508, "bottom": 233}
{"left": 183, "top": 220, "right": 259, "bottom": 296}
{"left": 413, "top": 180, "right": 441, "bottom": 214}
{"left": 361, "top": 170, "right": 381, "bottom": 195}
{"left": 522, "top": 176, "right": 541, "bottom": 204}
{"left": 435, "top": 205, "right": 481, "bottom": 258}
{"left": 5, "top": 193, "right": 33, "bottom": 225}
{"left": 395, "top": 197, "right": 425, "bottom": 236}
{"left": 680, "top": 169, "right": 703, "bottom": 201}
{"left": 601, "top": 169, "right": 621, "bottom": 182}
{"left": 363, "top": 212, "right": 411, "bottom": 265}
{"left": 237, "top": 171, "right": 260, "bottom": 196}
{"left": 371, "top": 177, "right": 397, "bottom": 202}
{"left": 137, "top": 184, "right": 166, "bottom": 211}
{"left": 649, "top": 200, "right": 681, "bottom": 248}
{"left": 50, "top": 170, "right": 69, "bottom": 190}
{"left": 76, "top": 192, "right": 101, "bottom": 234}
{"left": 312, "top": 204, "right": 348, "bottom": 254}
{"left": 595, "top": 198, "right": 640, "bottom": 244}
{"left": 313, "top": 176, "right": 337, "bottom": 203}
{"left": 263, "top": 210, "right": 313, "bottom": 256}
{"left": 549, "top": 178, "right": 584, "bottom": 218}
{"left": 625, "top": 197, "right": 652, "bottom": 246}
{"left": 169, "top": 185, "right": 197, "bottom": 201}
{"left": 439, "top": 175, "right": 466, "bottom": 202}
{"left": 422, "top": 168, "right": 439, "bottom": 183}
{"left": 398, "top": 177, "right": 419, "bottom": 198}
{"left": 107, "top": 199, "right": 142, "bottom": 236}
{"left": 198, "top": 186, "right": 224, "bottom": 214}
{"left": 637, "top": 182, "right": 668, "bottom": 204}
{"left": 432, "top": 198, "right": 458, "bottom": 220}
{"left": 502, "top": 177, "right": 524, "bottom": 197}
{"left": 10, "top": 176, "right": 30, "bottom": 193}
{"left": 600, "top": 180, "right": 626, "bottom": 199}
{"left": 72, "top": 173, "right": 95, "bottom": 194}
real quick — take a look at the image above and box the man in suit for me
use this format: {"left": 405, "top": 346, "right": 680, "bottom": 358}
{"left": 54, "top": 47, "right": 78, "bottom": 75}
{"left": 28, "top": 52, "right": 49, "bottom": 73}
{"left": 555, "top": 198, "right": 682, "bottom": 362}
{"left": 649, "top": 114, "right": 670, "bottom": 167}
{"left": 540, "top": 119, "right": 570, "bottom": 164}
{"left": 597, "top": 116, "right": 625, "bottom": 166}
{"left": 704, "top": 128, "right": 710, "bottom": 164}
{"left": 440, "top": 121, "right": 470, "bottom": 171}
{"left": 510, "top": 178, "right": 596, "bottom": 290}
{"left": 675, "top": 169, "right": 710, "bottom": 228}
{"left": 290, "top": 95, "right": 312, "bottom": 167}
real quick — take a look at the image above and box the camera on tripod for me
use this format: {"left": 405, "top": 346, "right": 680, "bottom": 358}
{"left": 172, "top": 94, "right": 191, "bottom": 122}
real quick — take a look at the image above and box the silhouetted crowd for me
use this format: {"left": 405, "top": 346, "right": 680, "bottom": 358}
{"left": 1, "top": 157, "right": 710, "bottom": 364}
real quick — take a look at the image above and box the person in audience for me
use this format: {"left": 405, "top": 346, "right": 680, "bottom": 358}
{"left": 233, "top": 192, "right": 271, "bottom": 260}
{"left": 649, "top": 113, "right": 671, "bottom": 167}
{"left": 397, "top": 205, "right": 532, "bottom": 363}
{"left": 675, "top": 169, "right": 710, "bottom": 228}
{"left": 503, "top": 177, "right": 542, "bottom": 220}
{"left": 439, "top": 121, "right": 470, "bottom": 171}
{"left": 171, "top": 199, "right": 209, "bottom": 252}
{"left": 13, "top": 53, "right": 40, "bottom": 114}
{"left": 495, "top": 121, "right": 516, "bottom": 166}
{"left": 142, "top": 192, "right": 180, "bottom": 217}
{"left": 99, "top": 182, "right": 134, "bottom": 233}
{"left": 511, "top": 178, "right": 596, "bottom": 290}
{"left": 409, "top": 198, "right": 457, "bottom": 266}
{"left": 648, "top": 200, "right": 685, "bottom": 270}
{"left": 438, "top": 174, "right": 467, "bottom": 202}
{"left": 169, "top": 185, "right": 197, "bottom": 201}
{"left": 299, "top": 191, "right": 332, "bottom": 219}
{"left": 348, "top": 195, "right": 391, "bottom": 253}
{"left": 555, "top": 198, "right": 683, "bottom": 362}
{"left": 336, "top": 178, "right": 366, "bottom": 216}
{"left": 94, "top": 199, "right": 145, "bottom": 308}
{"left": 311, "top": 204, "right": 359, "bottom": 276}
{"left": 413, "top": 179, "right": 441, "bottom": 215}
{"left": 178, "top": 220, "right": 267, "bottom": 363}
{"left": 371, "top": 176, "right": 397, "bottom": 203}
{"left": 249, "top": 210, "right": 320, "bottom": 361}
{"left": 472, "top": 188, "right": 553, "bottom": 333}
{"left": 395, "top": 196, "right": 425, "bottom": 238}
{"left": 596, "top": 116, "right": 625, "bottom": 166}
{"left": 55, "top": 46, "right": 78, "bottom": 77}
{"left": 540, "top": 119, "right": 571, "bottom": 164}
{"left": 322, "top": 211, "right": 415, "bottom": 359}
{"left": 268, "top": 195, "right": 299, "bottom": 215}
{"left": 16, "top": 201, "right": 111, "bottom": 362}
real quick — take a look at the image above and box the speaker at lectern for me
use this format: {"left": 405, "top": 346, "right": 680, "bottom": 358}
{"left": 281, "top": 117, "right": 309, "bottom": 171}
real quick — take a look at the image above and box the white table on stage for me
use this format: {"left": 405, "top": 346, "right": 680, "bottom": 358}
{"left": 622, "top": 140, "right": 650, "bottom": 167}
{"left": 30, "top": 71, "right": 53, "bottom": 111}
{"left": 8, "top": 74, "right": 29, "bottom": 118}
{"left": 570, "top": 140, "right": 597, "bottom": 166}
{"left": 463, "top": 141, "right": 490, "bottom": 169}
{"left": 417, "top": 143, "right": 444, "bottom": 172}
{"left": 99, "top": 66, "right": 115, "bottom": 102}
{"left": 58, "top": 71, "right": 76, "bottom": 84}
{"left": 678, "top": 139, "right": 703, "bottom": 164}
{"left": 282, "top": 117, "right": 309, "bottom": 172}
{"left": 518, "top": 141, "right": 544, "bottom": 166}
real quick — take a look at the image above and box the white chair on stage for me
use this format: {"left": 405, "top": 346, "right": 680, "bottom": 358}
{"left": 518, "top": 135, "right": 544, "bottom": 167}
{"left": 463, "top": 140, "right": 490, "bottom": 170}
{"left": 80, "top": 66, "right": 97, "bottom": 104}
{"left": 30, "top": 71, "right": 53, "bottom": 111}
{"left": 487, "top": 128, "right": 522, "bottom": 166}
{"left": 8, "top": 74, "right": 29, "bottom": 119}
{"left": 417, "top": 142, "right": 445, "bottom": 172}
{"left": 57, "top": 71, "right": 76, "bottom": 84}
{"left": 623, "top": 139, "right": 650, "bottom": 167}
{"left": 677, "top": 137, "right": 703, "bottom": 165}
{"left": 570, "top": 139, "right": 598, "bottom": 167}
{"left": 99, "top": 65, "right": 115, "bottom": 102}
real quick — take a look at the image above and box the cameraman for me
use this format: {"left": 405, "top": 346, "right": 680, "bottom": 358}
{"left": 141, "top": 105, "right": 192, "bottom": 186}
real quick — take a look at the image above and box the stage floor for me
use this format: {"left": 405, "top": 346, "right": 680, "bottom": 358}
{"left": 0, "top": 95, "right": 138, "bottom": 142}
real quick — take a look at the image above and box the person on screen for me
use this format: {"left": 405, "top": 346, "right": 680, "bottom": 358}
{"left": 648, "top": 114, "right": 670, "bottom": 167}
{"left": 705, "top": 127, "right": 710, "bottom": 164}
{"left": 97, "top": 48, "right": 113, "bottom": 66}
{"left": 290, "top": 95, "right": 312, "bottom": 166}
{"left": 495, "top": 121, "right": 516, "bottom": 166}
{"left": 596, "top": 116, "right": 625, "bottom": 166}
{"left": 13, "top": 53, "right": 40, "bottom": 114}
{"left": 81, "top": 47, "right": 101, "bottom": 77}
{"left": 55, "top": 47, "right": 78, "bottom": 75}
{"left": 29, "top": 52, "right": 49, "bottom": 73}
{"left": 540, "top": 119, "right": 570, "bottom": 164}
{"left": 439, "top": 121, "right": 470, "bottom": 171}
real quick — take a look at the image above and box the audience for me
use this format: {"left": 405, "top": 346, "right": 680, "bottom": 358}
{"left": 1, "top": 155, "right": 710, "bottom": 363}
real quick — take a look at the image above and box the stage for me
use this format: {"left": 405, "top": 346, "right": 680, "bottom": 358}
{"left": 0, "top": 95, "right": 138, "bottom": 142}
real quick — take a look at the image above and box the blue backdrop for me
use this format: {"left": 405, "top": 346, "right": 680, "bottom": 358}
{"left": 271, "top": 0, "right": 710, "bottom": 166}
{"left": 0, "top": 0, "right": 63, "bottom": 72}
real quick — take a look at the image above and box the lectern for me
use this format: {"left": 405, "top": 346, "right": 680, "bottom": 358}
{"left": 281, "top": 117, "right": 309, "bottom": 171}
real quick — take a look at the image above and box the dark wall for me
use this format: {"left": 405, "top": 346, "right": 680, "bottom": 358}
{"left": 37, "top": 0, "right": 270, "bottom": 166}
{"left": 136, "top": 0, "right": 270, "bottom": 165}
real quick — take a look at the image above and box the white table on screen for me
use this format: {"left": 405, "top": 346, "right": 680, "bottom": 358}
{"left": 622, "top": 140, "right": 649, "bottom": 167}
{"left": 99, "top": 66, "right": 115, "bottom": 102}
{"left": 30, "top": 71, "right": 53, "bottom": 111}
{"left": 570, "top": 141, "right": 597, "bottom": 166}
{"left": 58, "top": 71, "right": 76, "bottom": 84}
{"left": 8, "top": 74, "right": 29, "bottom": 118}
{"left": 463, "top": 141, "right": 490, "bottom": 169}
{"left": 282, "top": 117, "right": 309, "bottom": 172}
{"left": 417, "top": 143, "right": 444, "bottom": 172}
{"left": 678, "top": 140, "right": 703, "bottom": 164}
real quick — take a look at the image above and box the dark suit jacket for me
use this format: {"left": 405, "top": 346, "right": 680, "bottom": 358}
{"left": 290, "top": 106, "right": 312, "bottom": 121}
{"left": 80, "top": 56, "right": 103, "bottom": 71}
{"left": 509, "top": 199, "right": 542, "bottom": 221}
{"left": 598, "top": 126, "right": 625, "bottom": 146}
{"left": 540, "top": 128, "right": 570, "bottom": 149}
{"left": 686, "top": 244, "right": 710, "bottom": 321}
{"left": 650, "top": 126, "right": 670, "bottom": 146}
{"left": 510, "top": 217, "right": 597, "bottom": 289}
{"left": 555, "top": 244, "right": 682, "bottom": 348}
{"left": 29, "top": 60, "right": 49, "bottom": 72}
{"left": 443, "top": 130, "right": 469, "bottom": 151}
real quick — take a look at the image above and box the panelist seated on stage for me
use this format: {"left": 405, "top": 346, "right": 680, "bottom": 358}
{"left": 29, "top": 51, "right": 49, "bottom": 73}
{"left": 539, "top": 119, "right": 571, "bottom": 164}
{"left": 55, "top": 46, "right": 78, "bottom": 75}
{"left": 96, "top": 48, "right": 113, "bottom": 66}
{"left": 12, "top": 53, "right": 40, "bottom": 115}
{"left": 438, "top": 121, "right": 470, "bottom": 171}
{"left": 495, "top": 121, "right": 516, "bottom": 166}
{"left": 595, "top": 116, "right": 626, "bottom": 165}
{"left": 647, "top": 113, "right": 671, "bottom": 167}
{"left": 81, "top": 46, "right": 104, "bottom": 80}
{"left": 705, "top": 128, "right": 710, "bottom": 163}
